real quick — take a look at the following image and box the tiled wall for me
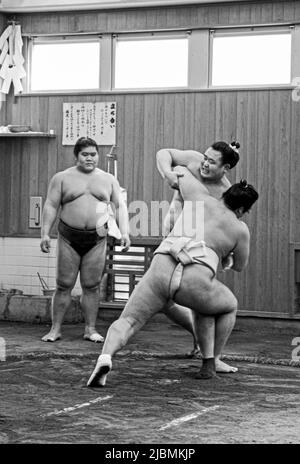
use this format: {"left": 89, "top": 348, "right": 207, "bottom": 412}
{"left": 0, "top": 238, "right": 82, "bottom": 296}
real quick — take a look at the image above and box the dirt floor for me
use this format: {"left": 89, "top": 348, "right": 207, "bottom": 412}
{"left": 1, "top": 312, "right": 300, "bottom": 445}
{"left": 1, "top": 355, "right": 300, "bottom": 444}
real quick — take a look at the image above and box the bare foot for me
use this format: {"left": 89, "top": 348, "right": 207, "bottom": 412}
{"left": 187, "top": 346, "right": 202, "bottom": 359}
{"left": 87, "top": 354, "right": 112, "bottom": 387}
{"left": 41, "top": 329, "right": 61, "bottom": 342}
{"left": 195, "top": 357, "right": 217, "bottom": 379}
{"left": 215, "top": 359, "right": 238, "bottom": 373}
{"left": 83, "top": 328, "right": 104, "bottom": 343}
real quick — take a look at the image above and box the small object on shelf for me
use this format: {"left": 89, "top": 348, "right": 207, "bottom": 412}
{"left": 0, "top": 131, "right": 56, "bottom": 138}
{"left": 7, "top": 124, "right": 31, "bottom": 133}
{"left": 9, "top": 288, "right": 23, "bottom": 295}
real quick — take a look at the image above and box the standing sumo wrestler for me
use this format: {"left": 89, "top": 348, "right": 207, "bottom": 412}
{"left": 40, "top": 137, "right": 130, "bottom": 343}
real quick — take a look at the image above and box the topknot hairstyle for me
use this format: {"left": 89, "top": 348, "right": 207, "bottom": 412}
{"left": 211, "top": 140, "right": 240, "bottom": 169}
{"left": 222, "top": 179, "right": 259, "bottom": 213}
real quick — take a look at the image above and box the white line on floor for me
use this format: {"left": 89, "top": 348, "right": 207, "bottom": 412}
{"left": 0, "top": 368, "right": 26, "bottom": 372}
{"left": 159, "top": 405, "right": 220, "bottom": 431}
{"left": 242, "top": 383, "right": 300, "bottom": 389}
{"left": 23, "top": 373, "right": 56, "bottom": 386}
{"left": 41, "top": 395, "right": 113, "bottom": 417}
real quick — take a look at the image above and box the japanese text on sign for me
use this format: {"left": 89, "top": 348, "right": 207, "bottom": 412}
{"left": 63, "top": 102, "right": 116, "bottom": 145}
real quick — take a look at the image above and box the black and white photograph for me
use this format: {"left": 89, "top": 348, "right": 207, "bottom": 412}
{"left": 0, "top": 0, "right": 299, "bottom": 448}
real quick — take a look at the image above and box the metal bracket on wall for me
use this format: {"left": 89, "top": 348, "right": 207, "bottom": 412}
{"left": 29, "top": 196, "right": 42, "bottom": 228}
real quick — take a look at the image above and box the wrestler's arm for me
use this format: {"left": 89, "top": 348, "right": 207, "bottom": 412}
{"left": 156, "top": 148, "right": 203, "bottom": 190}
{"left": 231, "top": 223, "right": 250, "bottom": 272}
{"left": 40, "top": 172, "right": 63, "bottom": 253}
{"left": 163, "top": 165, "right": 205, "bottom": 236}
{"left": 174, "top": 165, "right": 209, "bottom": 199}
{"left": 163, "top": 190, "right": 184, "bottom": 237}
{"left": 111, "top": 178, "right": 131, "bottom": 252}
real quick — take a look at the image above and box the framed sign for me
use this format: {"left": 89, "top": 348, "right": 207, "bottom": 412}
{"left": 62, "top": 102, "right": 116, "bottom": 145}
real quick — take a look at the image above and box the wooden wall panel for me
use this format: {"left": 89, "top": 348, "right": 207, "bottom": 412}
{"left": 1, "top": 1, "right": 300, "bottom": 316}
{"left": 214, "top": 89, "right": 297, "bottom": 314}
{"left": 0, "top": 0, "right": 7, "bottom": 240}
{"left": 0, "top": 143, "right": 10, "bottom": 235}
{"left": 3, "top": 88, "right": 298, "bottom": 314}
{"left": 12, "top": 1, "right": 300, "bottom": 36}
{"left": 19, "top": 140, "right": 31, "bottom": 233}
{"left": 122, "top": 94, "right": 145, "bottom": 206}
{"left": 143, "top": 94, "right": 159, "bottom": 204}
{"left": 0, "top": 14, "right": 7, "bottom": 126}
{"left": 291, "top": 90, "right": 300, "bottom": 245}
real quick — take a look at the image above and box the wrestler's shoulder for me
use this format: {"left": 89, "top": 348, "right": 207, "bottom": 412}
{"left": 49, "top": 169, "right": 67, "bottom": 183}
{"left": 178, "top": 148, "right": 204, "bottom": 159}
{"left": 187, "top": 160, "right": 202, "bottom": 179}
{"left": 57, "top": 166, "right": 76, "bottom": 175}
{"left": 238, "top": 220, "right": 250, "bottom": 237}
{"left": 166, "top": 147, "right": 203, "bottom": 157}
{"left": 222, "top": 176, "right": 231, "bottom": 188}
{"left": 52, "top": 167, "right": 79, "bottom": 181}
{"left": 94, "top": 168, "right": 116, "bottom": 181}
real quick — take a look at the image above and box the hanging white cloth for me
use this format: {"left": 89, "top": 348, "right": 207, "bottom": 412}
{"left": 0, "top": 24, "right": 26, "bottom": 95}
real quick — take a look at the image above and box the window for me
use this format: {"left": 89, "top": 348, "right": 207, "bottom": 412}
{"left": 114, "top": 34, "right": 189, "bottom": 89}
{"left": 30, "top": 37, "right": 100, "bottom": 91}
{"left": 26, "top": 27, "right": 295, "bottom": 93}
{"left": 211, "top": 30, "right": 292, "bottom": 86}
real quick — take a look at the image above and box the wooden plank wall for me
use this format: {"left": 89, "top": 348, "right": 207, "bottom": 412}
{"left": 0, "top": 1, "right": 299, "bottom": 315}
{"left": 0, "top": 12, "right": 6, "bottom": 125}
{"left": 10, "top": 1, "right": 300, "bottom": 34}
{"left": 0, "top": 12, "right": 8, "bottom": 237}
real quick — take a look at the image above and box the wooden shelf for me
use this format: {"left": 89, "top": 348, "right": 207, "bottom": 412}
{"left": 0, "top": 132, "right": 56, "bottom": 138}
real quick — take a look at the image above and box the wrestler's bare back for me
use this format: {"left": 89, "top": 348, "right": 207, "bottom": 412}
{"left": 58, "top": 167, "right": 115, "bottom": 229}
{"left": 169, "top": 166, "right": 247, "bottom": 260}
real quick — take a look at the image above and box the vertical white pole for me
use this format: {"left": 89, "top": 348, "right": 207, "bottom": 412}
{"left": 114, "top": 159, "right": 118, "bottom": 179}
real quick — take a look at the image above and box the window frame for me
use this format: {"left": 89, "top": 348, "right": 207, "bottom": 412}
{"left": 27, "top": 34, "right": 102, "bottom": 93}
{"left": 112, "top": 31, "right": 190, "bottom": 91}
{"left": 22, "top": 25, "right": 298, "bottom": 95}
{"left": 209, "top": 26, "right": 293, "bottom": 89}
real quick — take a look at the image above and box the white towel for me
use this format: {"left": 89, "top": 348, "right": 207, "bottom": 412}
{"left": 96, "top": 202, "right": 122, "bottom": 240}
{"left": 0, "top": 24, "right": 26, "bottom": 95}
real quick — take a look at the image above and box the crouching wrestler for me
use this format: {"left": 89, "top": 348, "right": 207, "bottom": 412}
{"left": 87, "top": 168, "right": 258, "bottom": 386}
